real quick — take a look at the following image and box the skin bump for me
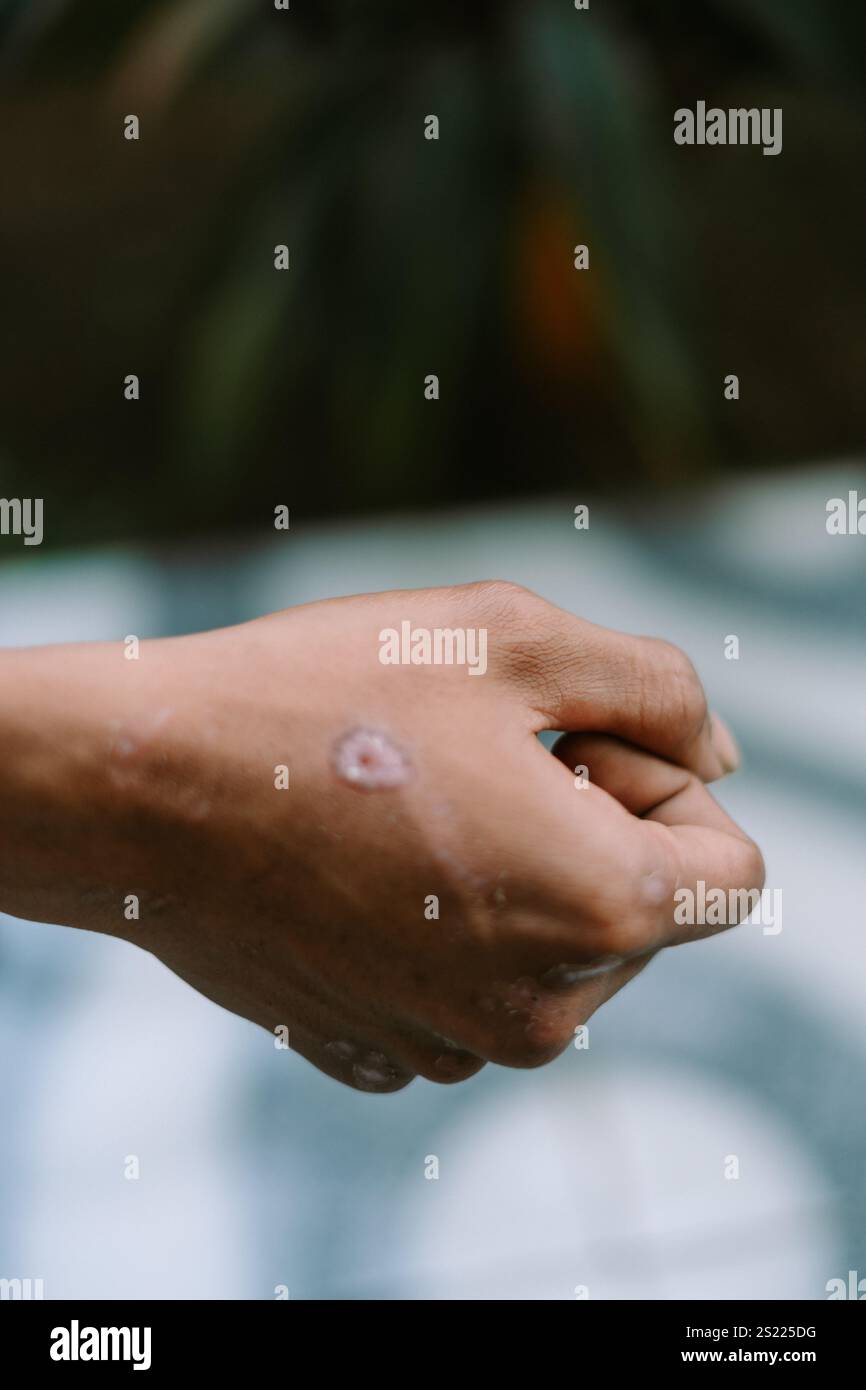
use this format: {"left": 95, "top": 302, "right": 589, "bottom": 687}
{"left": 332, "top": 727, "right": 412, "bottom": 790}
{"left": 351, "top": 1051, "right": 405, "bottom": 1090}
{"left": 541, "top": 957, "right": 623, "bottom": 989}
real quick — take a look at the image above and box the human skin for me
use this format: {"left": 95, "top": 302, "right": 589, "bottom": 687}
{"left": 0, "top": 580, "right": 763, "bottom": 1092}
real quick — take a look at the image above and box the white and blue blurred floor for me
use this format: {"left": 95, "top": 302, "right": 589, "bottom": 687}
{"left": 1, "top": 465, "right": 864, "bottom": 1299}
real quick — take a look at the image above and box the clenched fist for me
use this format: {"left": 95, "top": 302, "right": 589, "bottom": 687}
{"left": 0, "top": 581, "right": 763, "bottom": 1091}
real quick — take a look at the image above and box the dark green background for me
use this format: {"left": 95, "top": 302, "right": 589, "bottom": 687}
{"left": 1, "top": 0, "right": 864, "bottom": 547}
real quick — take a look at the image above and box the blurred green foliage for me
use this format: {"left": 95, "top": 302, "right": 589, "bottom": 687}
{"left": 0, "top": 0, "right": 865, "bottom": 546}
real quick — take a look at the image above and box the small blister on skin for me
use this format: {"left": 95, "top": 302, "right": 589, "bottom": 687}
{"left": 326, "top": 1041, "right": 405, "bottom": 1090}
{"left": 332, "top": 727, "right": 412, "bottom": 790}
{"left": 641, "top": 870, "right": 671, "bottom": 906}
{"left": 540, "top": 957, "right": 623, "bottom": 989}
{"left": 351, "top": 1051, "right": 403, "bottom": 1091}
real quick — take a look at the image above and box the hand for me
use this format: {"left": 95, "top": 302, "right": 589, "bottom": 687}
{"left": 0, "top": 581, "right": 763, "bottom": 1091}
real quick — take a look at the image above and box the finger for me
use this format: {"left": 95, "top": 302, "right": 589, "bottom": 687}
{"left": 268, "top": 996, "right": 481, "bottom": 1092}
{"left": 308, "top": 1022, "right": 485, "bottom": 1091}
{"left": 392, "top": 1030, "right": 487, "bottom": 1085}
{"left": 261, "top": 959, "right": 486, "bottom": 1088}
{"left": 546, "top": 623, "right": 737, "bottom": 780}
{"left": 550, "top": 731, "right": 741, "bottom": 819}
{"left": 551, "top": 729, "right": 756, "bottom": 844}
{"left": 489, "top": 586, "right": 738, "bottom": 780}
{"left": 506, "top": 737, "right": 766, "bottom": 963}
{"left": 438, "top": 953, "right": 653, "bottom": 1070}
{"left": 549, "top": 731, "right": 765, "bottom": 943}
{"left": 293, "top": 1027, "right": 416, "bottom": 1093}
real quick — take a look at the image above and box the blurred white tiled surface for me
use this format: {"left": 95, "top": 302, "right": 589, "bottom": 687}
{"left": 394, "top": 1067, "right": 835, "bottom": 1300}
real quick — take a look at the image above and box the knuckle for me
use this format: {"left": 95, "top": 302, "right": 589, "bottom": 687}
{"left": 593, "top": 920, "right": 644, "bottom": 960}
{"left": 742, "top": 835, "right": 766, "bottom": 892}
{"left": 344, "top": 1069, "right": 414, "bottom": 1094}
{"left": 485, "top": 1032, "right": 552, "bottom": 1069}
{"left": 448, "top": 581, "right": 551, "bottom": 692}
{"left": 584, "top": 886, "right": 659, "bottom": 958}
{"left": 480, "top": 1006, "right": 573, "bottom": 1070}
{"left": 459, "top": 579, "right": 538, "bottom": 625}
{"left": 644, "top": 638, "right": 707, "bottom": 741}
{"left": 418, "top": 1049, "right": 486, "bottom": 1086}
{"left": 323, "top": 1043, "right": 415, "bottom": 1093}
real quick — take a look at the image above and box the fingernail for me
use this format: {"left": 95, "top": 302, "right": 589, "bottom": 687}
{"left": 710, "top": 712, "right": 740, "bottom": 774}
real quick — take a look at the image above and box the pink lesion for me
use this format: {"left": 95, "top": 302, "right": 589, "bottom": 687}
{"left": 332, "top": 727, "right": 412, "bottom": 790}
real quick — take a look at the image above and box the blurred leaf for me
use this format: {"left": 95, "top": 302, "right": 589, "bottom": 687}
{"left": 516, "top": 2, "right": 709, "bottom": 473}
{"left": 108, "top": 0, "right": 251, "bottom": 114}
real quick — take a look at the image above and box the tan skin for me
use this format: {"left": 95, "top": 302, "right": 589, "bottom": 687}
{"left": 0, "top": 581, "right": 763, "bottom": 1092}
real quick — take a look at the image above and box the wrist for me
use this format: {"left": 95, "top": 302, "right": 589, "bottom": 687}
{"left": 0, "top": 640, "right": 157, "bottom": 933}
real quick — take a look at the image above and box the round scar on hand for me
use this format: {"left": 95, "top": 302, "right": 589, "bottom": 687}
{"left": 332, "top": 727, "right": 412, "bottom": 790}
